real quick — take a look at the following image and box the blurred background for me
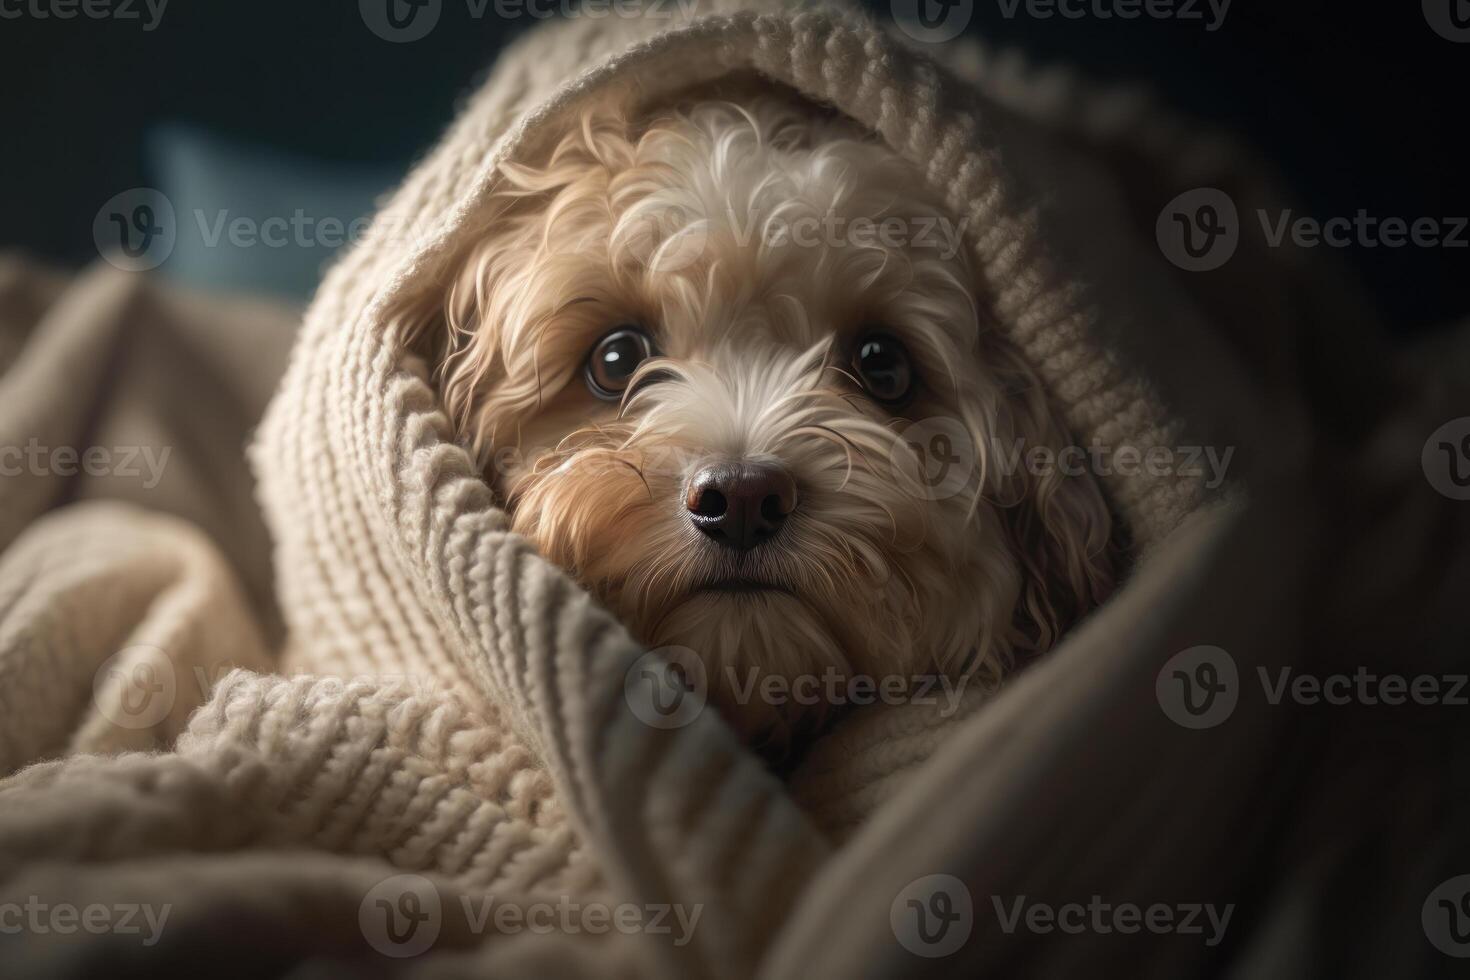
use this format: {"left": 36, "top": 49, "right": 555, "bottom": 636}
{"left": 1, "top": 0, "right": 1465, "bottom": 332}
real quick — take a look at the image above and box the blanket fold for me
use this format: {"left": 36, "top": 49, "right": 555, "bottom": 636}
{"left": 1, "top": 1, "right": 1466, "bottom": 976}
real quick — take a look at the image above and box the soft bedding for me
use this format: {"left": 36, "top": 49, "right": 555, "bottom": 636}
{"left": 1, "top": 1, "right": 1467, "bottom": 976}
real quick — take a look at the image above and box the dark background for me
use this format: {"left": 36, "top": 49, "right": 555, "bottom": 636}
{"left": 1, "top": 0, "right": 1464, "bottom": 333}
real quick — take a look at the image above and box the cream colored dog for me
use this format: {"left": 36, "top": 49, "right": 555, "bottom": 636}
{"left": 403, "top": 90, "right": 1115, "bottom": 747}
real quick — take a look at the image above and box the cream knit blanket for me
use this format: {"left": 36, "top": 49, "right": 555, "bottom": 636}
{"left": 4, "top": 1, "right": 1467, "bottom": 976}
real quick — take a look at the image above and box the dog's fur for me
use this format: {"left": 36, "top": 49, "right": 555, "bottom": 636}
{"left": 403, "top": 91, "right": 1115, "bottom": 746}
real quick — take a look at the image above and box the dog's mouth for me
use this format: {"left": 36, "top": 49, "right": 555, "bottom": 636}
{"left": 691, "top": 577, "right": 795, "bottom": 597}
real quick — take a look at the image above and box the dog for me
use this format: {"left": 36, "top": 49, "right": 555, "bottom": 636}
{"left": 402, "top": 89, "right": 1116, "bottom": 748}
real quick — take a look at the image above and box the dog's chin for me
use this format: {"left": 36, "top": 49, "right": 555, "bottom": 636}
{"left": 645, "top": 588, "right": 851, "bottom": 749}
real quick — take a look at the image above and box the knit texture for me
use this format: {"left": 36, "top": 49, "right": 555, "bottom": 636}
{"left": 250, "top": 0, "right": 1276, "bottom": 851}
{"left": 243, "top": 3, "right": 1241, "bottom": 969}
{"left": 5, "top": 1, "right": 1439, "bottom": 975}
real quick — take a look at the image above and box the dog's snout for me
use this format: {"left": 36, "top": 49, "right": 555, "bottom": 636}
{"left": 685, "top": 461, "right": 797, "bottom": 551}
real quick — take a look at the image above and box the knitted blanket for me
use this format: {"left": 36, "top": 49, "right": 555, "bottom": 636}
{"left": 3, "top": 1, "right": 1468, "bottom": 976}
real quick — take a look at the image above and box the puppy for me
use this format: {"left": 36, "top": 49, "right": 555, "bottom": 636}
{"left": 404, "top": 90, "right": 1115, "bottom": 747}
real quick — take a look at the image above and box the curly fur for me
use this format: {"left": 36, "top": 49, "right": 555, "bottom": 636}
{"left": 401, "top": 93, "right": 1116, "bottom": 747}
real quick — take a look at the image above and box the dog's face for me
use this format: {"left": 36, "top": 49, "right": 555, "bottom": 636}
{"left": 412, "top": 96, "right": 1114, "bottom": 744}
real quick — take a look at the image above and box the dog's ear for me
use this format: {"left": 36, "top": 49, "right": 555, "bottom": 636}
{"left": 988, "top": 363, "right": 1119, "bottom": 654}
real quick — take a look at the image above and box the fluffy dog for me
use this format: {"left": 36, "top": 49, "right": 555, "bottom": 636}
{"left": 404, "top": 90, "right": 1115, "bottom": 747}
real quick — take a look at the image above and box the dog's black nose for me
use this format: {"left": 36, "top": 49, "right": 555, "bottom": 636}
{"left": 685, "top": 461, "right": 798, "bottom": 551}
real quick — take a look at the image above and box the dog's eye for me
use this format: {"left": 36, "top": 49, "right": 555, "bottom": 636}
{"left": 852, "top": 332, "right": 913, "bottom": 404}
{"left": 585, "top": 326, "right": 655, "bottom": 400}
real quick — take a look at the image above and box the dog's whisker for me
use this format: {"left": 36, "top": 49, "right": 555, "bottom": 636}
{"left": 613, "top": 457, "right": 654, "bottom": 505}
{"left": 787, "top": 424, "right": 855, "bottom": 488}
